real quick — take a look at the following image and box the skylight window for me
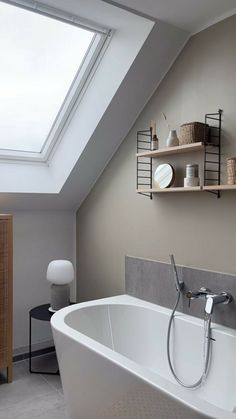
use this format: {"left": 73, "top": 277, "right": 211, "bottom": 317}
{"left": 0, "top": 1, "right": 108, "bottom": 159}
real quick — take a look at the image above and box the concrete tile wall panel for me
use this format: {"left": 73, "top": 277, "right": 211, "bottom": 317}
{"left": 126, "top": 256, "right": 236, "bottom": 329}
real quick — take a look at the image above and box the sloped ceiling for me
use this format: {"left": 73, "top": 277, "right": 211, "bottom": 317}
{"left": 103, "top": 0, "right": 236, "bottom": 33}
{"left": 0, "top": 0, "right": 188, "bottom": 210}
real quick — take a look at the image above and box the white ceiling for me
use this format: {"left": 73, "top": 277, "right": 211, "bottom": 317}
{"left": 104, "top": 0, "right": 236, "bottom": 33}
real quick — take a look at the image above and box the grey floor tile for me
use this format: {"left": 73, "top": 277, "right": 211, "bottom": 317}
{"left": 0, "top": 390, "right": 66, "bottom": 419}
{"left": 42, "top": 372, "right": 63, "bottom": 393}
{"left": 0, "top": 355, "right": 66, "bottom": 418}
{"left": 0, "top": 374, "right": 54, "bottom": 411}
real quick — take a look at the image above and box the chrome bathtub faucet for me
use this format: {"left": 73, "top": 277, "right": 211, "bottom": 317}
{"left": 186, "top": 287, "right": 232, "bottom": 314}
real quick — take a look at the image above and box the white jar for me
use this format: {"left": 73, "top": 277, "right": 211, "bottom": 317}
{"left": 184, "top": 177, "right": 199, "bottom": 187}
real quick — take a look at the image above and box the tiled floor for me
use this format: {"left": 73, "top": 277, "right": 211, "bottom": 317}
{"left": 0, "top": 353, "right": 67, "bottom": 419}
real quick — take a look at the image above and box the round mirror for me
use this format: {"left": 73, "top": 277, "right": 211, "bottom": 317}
{"left": 154, "top": 164, "right": 174, "bottom": 189}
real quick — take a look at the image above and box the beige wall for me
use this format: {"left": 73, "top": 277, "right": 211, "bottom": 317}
{"left": 76, "top": 15, "right": 236, "bottom": 302}
{"left": 13, "top": 210, "right": 75, "bottom": 350}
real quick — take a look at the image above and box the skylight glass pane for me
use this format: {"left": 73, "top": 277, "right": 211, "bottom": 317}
{"left": 0, "top": 2, "right": 94, "bottom": 153}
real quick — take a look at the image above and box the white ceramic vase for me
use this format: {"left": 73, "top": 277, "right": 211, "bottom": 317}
{"left": 166, "top": 130, "right": 179, "bottom": 147}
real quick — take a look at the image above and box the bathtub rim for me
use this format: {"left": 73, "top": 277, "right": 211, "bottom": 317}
{"left": 51, "top": 294, "right": 236, "bottom": 419}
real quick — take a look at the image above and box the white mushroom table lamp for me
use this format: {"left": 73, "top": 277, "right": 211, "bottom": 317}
{"left": 47, "top": 260, "right": 74, "bottom": 312}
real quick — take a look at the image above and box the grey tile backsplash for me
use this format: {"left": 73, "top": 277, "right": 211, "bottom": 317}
{"left": 125, "top": 256, "right": 236, "bottom": 329}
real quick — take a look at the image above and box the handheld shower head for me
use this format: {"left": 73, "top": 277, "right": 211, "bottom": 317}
{"left": 170, "top": 254, "right": 184, "bottom": 293}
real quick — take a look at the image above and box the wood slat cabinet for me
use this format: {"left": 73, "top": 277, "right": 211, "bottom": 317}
{"left": 0, "top": 215, "right": 13, "bottom": 383}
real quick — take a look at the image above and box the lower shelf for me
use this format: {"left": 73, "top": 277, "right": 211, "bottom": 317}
{"left": 137, "top": 185, "right": 236, "bottom": 194}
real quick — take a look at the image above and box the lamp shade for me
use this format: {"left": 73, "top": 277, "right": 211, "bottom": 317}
{"left": 46, "top": 260, "right": 74, "bottom": 285}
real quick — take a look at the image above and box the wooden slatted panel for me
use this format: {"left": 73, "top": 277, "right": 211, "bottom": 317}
{"left": 0, "top": 220, "right": 9, "bottom": 367}
{"left": 0, "top": 216, "right": 13, "bottom": 382}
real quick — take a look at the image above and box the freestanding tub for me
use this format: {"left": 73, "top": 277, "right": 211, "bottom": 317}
{"left": 51, "top": 295, "right": 236, "bottom": 419}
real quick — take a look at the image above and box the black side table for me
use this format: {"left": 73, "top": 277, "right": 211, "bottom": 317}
{"left": 29, "top": 304, "right": 59, "bottom": 375}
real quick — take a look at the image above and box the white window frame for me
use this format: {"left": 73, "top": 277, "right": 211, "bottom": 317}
{"left": 0, "top": 0, "right": 111, "bottom": 163}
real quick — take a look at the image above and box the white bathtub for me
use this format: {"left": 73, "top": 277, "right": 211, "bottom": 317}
{"left": 51, "top": 295, "right": 236, "bottom": 419}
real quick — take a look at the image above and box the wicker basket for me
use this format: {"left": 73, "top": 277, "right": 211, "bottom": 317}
{"left": 227, "top": 158, "right": 236, "bottom": 185}
{"left": 179, "top": 122, "right": 207, "bottom": 145}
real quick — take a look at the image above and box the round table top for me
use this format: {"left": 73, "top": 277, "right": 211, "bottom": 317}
{"left": 29, "top": 304, "right": 53, "bottom": 321}
{"left": 30, "top": 302, "right": 75, "bottom": 321}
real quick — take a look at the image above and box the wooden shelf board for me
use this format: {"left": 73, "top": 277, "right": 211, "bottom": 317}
{"left": 137, "top": 186, "right": 202, "bottom": 193}
{"left": 203, "top": 185, "right": 236, "bottom": 191}
{"left": 136, "top": 142, "right": 204, "bottom": 158}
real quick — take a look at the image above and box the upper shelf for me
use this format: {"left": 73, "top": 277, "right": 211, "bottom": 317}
{"left": 136, "top": 142, "right": 205, "bottom": 158}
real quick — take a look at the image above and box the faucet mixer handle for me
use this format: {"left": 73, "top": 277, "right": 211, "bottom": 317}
{"left": 205, "top": 292, "right": 232, "bottom": 315}
{"left": 186, "top": 287, "right": 232, "bottom": 315}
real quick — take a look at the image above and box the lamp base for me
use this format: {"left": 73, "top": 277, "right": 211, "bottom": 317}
{"left": 48, "top": 306, "right": 57, "bottom": 313}
{"left": 50, "top": 284, "right": 70, "bottom": 311}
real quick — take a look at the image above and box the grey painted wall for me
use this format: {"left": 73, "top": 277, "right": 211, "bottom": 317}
{"left": 76, "top": 15, "right": 236, "bottom": 302}
{"left": 12, "top": 211, "right": 75, "bottom": 352}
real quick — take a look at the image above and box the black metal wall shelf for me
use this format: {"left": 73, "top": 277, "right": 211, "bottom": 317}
{"left": 136, "top": 110, "right": 223, "bottom": 199}
{"left": 136, "top": 129, "right": 153, "bottom": 199}
{"left": 204, "top": 109, "right": 222, "bottom": 198}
